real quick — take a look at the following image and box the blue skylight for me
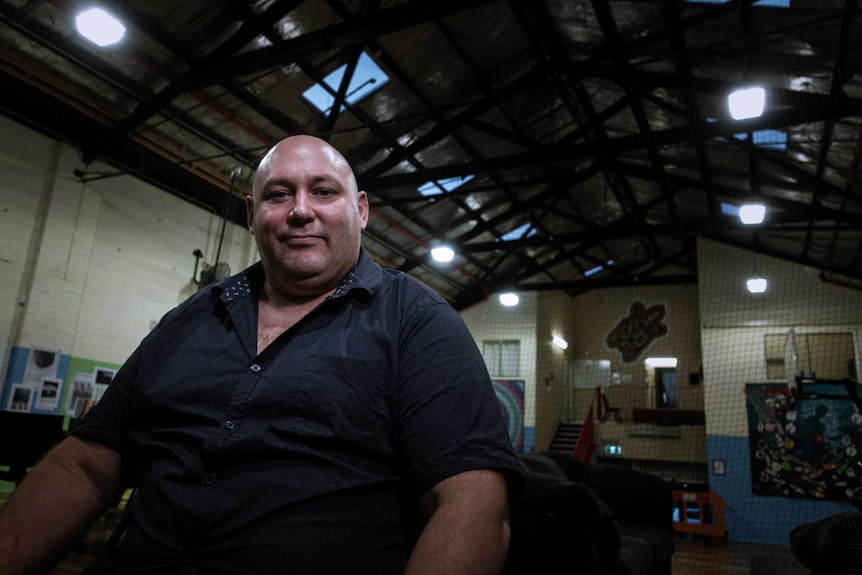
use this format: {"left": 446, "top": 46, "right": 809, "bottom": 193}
{"left": 417, "top": 175, "right": 475, "bottom": 197}
{"left": 752, "top": 129, "right": 788, "bottom": 151}
{"left": 732, "top": 129, "right": 788, "bottom": 151}
{"left": 686, "top": 0, "right": 787, "bottom": 4}
{"left": 584, "top": 260, "right": 615, "bottom": 277}
{"left": 501, "top": 222, "right": 537, "bottom": 242}
{"left": 303, "top": 52, "right": 389, "bottom": 114}
{"left": 721, "top": 203, "right": 740, "bottom": 217}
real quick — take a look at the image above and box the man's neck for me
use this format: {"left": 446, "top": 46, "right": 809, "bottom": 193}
{"left": 256, "top": 283, "right": 332, "bottom": 353}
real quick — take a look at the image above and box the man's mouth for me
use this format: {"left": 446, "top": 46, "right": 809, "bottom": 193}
{"left": 282, "top": 235, "right": 320, "bottom": 245}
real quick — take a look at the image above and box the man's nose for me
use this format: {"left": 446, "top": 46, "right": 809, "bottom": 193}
{"left": 288, "top": 191, "right": 313, "bottom": 223}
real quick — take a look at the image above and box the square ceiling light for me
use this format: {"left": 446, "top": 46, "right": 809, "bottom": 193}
{"left": 303, "top": 52, "right": 388, "bottom": 114}
{"left": 76, "top": 8, "right": 126, "bottom": 46}
{"left": 729, "top": 87, "right": 766, "bottom": 120}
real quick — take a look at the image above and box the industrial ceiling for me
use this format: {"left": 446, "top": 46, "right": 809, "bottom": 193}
{"left": 1, "top": 0, "right": 860, "bottom": 309}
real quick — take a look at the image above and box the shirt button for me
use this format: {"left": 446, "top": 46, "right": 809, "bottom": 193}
{"left": 250, "top": 363, "right": 261, "bottom": 373}
{"left": 225, "top": 420, "right": 236, "bottom": 430}
{"left": 205, "top": 473, "right": 217, "bottom": 485}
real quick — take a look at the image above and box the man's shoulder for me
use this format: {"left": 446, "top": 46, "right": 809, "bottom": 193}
{"left": 378, "top": 266, "right": 449, "bottom": 307}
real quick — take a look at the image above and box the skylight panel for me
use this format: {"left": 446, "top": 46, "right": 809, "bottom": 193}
{"left": 303, "top": 52, "right": 389, "bottom": 114}
{"left": 584, "top": 260, "right": 615, "bottom": 277}
{"left": 752, "top": 129, "right": 787, "bottom": 151}
{"left": 732, "top": 129, "right": 788, "bottom": 151}
{"left": 721, "top": 203, "right": 740, "bottom": 217}
{"left": 686, "top": 0, "right": 788, "bottom": 4}
{"left": 501, "top": 223, "right": 537, "bottom": 242}
{"left": 417, "top": 175, "right": 475, "bottom": 197}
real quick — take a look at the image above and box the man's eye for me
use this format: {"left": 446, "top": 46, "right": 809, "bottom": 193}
{"left": 315, "top": 189, "right": 333, "bottom": 197}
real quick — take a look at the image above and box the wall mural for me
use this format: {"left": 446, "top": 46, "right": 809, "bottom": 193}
{"left": 745, "top": 382, "right": 862, "bottom": 501}
{"left": 606, "top": 301, "right": 668, "bottom": 363}
{"left": 492, "top": 379, "right": 524, "bottom": 453}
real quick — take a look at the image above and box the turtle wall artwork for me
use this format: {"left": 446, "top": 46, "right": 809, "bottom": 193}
{"left": 606, "top": 302, "right": 668, "bottom": 363}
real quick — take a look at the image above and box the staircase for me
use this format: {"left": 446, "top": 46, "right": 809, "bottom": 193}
{"left": 548, "top": 422, "right": 583, "bottom": 454}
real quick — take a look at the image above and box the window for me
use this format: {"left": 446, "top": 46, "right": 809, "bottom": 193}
{"left": 302, "top": 52, "right": 389, "bottom": 114}
{"left": 417, "top": 175, "right": 474, "bottom": 197}
{"left": 764, "top": 334, "right": 786, "bottom": 380}
{"left": 765, "top": 332, "right": 857, "bottom": 380}
{"left": 483, "top": 340, "right": 520, "bottom": 378}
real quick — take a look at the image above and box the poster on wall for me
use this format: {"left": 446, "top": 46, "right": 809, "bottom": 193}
{"left": 23, "top": 345, "right": 61, "bottom": 387}
{"left": 7, "top": 384, "right": 33, "bottom": 412}
{"left": 92, "top": 367, "right": 115, "bottom": 404}
{"left": 65, "top": 373, "right": 95, "bottom": 417}
{"left": 493, "top": 379, "right": 524, "bottom": 453}
{"left": 745, "top": 382, "right": 862, "bottom": 501}
{"left": 34, "top": 377, "right": 62, "bottom": 411}
{"left": 61, "top": 367, "right": 115, "bottom": 417}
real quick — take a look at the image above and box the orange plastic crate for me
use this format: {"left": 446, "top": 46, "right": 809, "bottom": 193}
{"left": 672, "top": 490, "right": 728, "bottom": 538}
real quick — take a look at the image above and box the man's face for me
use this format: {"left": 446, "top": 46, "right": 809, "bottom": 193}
{"left": 247, "top": 136, "right": 369, "bottom": 296}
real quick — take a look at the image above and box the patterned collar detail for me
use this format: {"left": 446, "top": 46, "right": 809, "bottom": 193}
{"left": 329, "top": 268, "right": 357, "bottom": 299}
{"left": 214, "top": 249, "right": 379, "bottom": 304}
{"left": 217, "top": 273, "right": 254, "bottom": 303}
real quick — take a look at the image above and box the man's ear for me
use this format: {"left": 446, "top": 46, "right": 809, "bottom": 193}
{"left": 245, "top": 194, "right": 255, "bottom": 234}
{"left": 357, "top": 191, "right": 369, "bottom": 230}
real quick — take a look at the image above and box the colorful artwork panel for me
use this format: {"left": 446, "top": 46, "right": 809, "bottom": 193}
{"left": 745, "top": 383, "right": 862, "bottom": 501}
{"left": 493, "top": 379, "right": 524, "bottom": 453}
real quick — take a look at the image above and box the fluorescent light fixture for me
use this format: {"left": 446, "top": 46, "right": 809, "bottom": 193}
{"left": 729, "top": 87, "right": 765, "bottom": 120}
{"left": 747, "top": 277, "right": 768, "bottom": 293}
{"left": 552, "top": 336, "right": 568, "bottom": 350}
{"left": 499, "top": 292, "right": 519, "bottom": 307}
{"left": 739, "top": 204, "right": 766, "bottom": 225}
{"left": 302, "top": 52, "right": 389, "bottom": 114}
{"left": 76, "top": 8, "right": 126, "bottom": 47}
{"left": 431, "top": 246, "right": 455, "bottom": 263}
{"left": 645, "top": 357, "right": 678, "bottom": 368}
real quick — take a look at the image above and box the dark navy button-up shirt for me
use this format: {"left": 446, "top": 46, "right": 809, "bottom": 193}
{"left": 73, "top": 248, "right": 524, "bottom": 574}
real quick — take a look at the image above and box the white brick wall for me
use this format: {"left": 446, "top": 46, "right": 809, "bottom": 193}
{"left": 0, "top": 115, "right": 257, "bottom": 365}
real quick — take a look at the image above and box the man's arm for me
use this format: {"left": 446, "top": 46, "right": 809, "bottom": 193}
{"left": 406, "top": 469, "right": 512, "bottom": 575}
{"left": 0, "top": 435, "right": 124, "bottom": 575}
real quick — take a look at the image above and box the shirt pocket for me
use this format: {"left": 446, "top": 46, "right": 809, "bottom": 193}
{"left": 264, "top": 355, "right": 391, "bottom": 447}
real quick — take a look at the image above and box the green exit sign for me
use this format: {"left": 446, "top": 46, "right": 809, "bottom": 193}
{"left": 603, "top": 445, "right": 622, "bottom": 455}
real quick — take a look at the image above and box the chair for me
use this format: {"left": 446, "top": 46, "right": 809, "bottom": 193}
{"left": 600, "top": 390, "right": 622, "bottom": 423}
{"left": 0, "top": 411, "right": 65, "bottom": 486}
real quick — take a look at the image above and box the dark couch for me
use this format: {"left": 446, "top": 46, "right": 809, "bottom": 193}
{"left": 505, "top": 451, "right": 676, "bottom": 575}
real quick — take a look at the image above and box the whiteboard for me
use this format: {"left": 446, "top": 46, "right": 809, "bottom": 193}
{"left": 571, "top": 359, "right": 611, "bottom": 389}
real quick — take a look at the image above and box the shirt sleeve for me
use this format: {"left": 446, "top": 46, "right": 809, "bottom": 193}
{"left": 393, "top": 295, "right": 526, "bottom": 496}
{"left": 70, "top": 342, "right": 141, "bottom": 454}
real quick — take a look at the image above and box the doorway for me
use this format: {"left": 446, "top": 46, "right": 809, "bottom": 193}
{"left": 655, "top": 367, "right": 678, "bottom": 408}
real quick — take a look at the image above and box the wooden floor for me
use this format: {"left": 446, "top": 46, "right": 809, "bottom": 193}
{"left": 671, "top": 537, "right": 798, "bottom": 575}
{"left": 45, "top": 528, "right": 797, "bottom": 574}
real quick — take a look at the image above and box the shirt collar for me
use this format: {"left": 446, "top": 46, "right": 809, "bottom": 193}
{"left": 213, "top": 247, "right": 382, "bottom": 304}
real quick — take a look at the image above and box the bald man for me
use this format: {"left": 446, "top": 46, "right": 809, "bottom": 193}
{"left": 0, "top": 135, "right": 524, "bottom": 575}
